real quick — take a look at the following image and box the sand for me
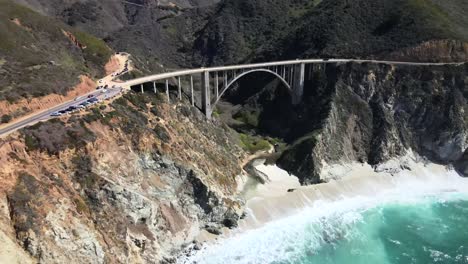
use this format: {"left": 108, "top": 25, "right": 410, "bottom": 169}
{"left": 235, "top": 151, "right": 468, "bottom": 231}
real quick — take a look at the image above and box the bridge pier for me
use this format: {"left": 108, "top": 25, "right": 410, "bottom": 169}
{"left": 165, "top": 79, "right": 170, "bottom": 103}
{"left": 201, "top": 71, "right": 212, "bottom": 119}
{"left": 215, "top": 72, "right": 219, "bottom": 100}
{"left": 292, "top": 63, "right": 305, "bottom": 104}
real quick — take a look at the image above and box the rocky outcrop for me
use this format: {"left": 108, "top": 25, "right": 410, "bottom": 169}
{"left": 0, "top": 93, "right": 246, "bottom": 263}
{"left": 385, "top": 40, "right": 468, "bottom": 63}
{"left": 243, "top": 62, "right": 468, "bottom": 184}
{"left": 455, "top": 149, "right": 468, "bottom": 177}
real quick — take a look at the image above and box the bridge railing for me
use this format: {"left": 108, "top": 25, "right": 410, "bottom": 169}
{"left": 123, "top": 59, "right": 333, "bottom": 88}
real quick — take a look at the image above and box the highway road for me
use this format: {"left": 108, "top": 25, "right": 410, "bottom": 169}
{"left": 0, "top": 88, "right": 122, "bottom": 137}
{"left": 0, "top": 53, "right": 130, "bottom": 138}
{"left": 0, "top": 57, "right": 465, "bottom": 137}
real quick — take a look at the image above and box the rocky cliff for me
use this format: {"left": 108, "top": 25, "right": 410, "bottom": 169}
{"left": 267, "top": 62, "right": 468, "bottom": 184}
{"left": 0, "top": 92, "right": 246, "bottom": 263}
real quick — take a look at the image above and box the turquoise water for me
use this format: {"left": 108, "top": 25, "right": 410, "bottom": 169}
{"left": 183, "top": 193, "right": 468, "bottom": 264}
{"left": 299, "top": 196, "right": 468, "bottom": 264}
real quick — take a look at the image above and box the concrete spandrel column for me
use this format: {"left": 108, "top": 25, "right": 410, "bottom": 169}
{"left": 224, "top": 71, "right": 228, "bottom": 91}
{"left": 190, "top": 75, "right": 194, "bottom": 106}
{"left": 178, "top": 77, "right": 182, "bottom": 100}
{"left": 201, "top": 71, "right": 212, "bottom": 119}
{"left": 140, "top": 84, "right": 144, "bottom": 93}
{"left": 165, "top": 79, "right": 170, "bottom": 103}
{"left": 153, "top": 82, "right": 157, "bottom": 93}
{"left": 215, "top": 72, "right": 219, "bottom": 100}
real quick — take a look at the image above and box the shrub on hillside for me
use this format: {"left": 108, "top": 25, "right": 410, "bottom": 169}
{"left": 1, "top": 114, "right": 12, "bottom": 123}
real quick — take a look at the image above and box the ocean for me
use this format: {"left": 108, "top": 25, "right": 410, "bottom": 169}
{"left": 181, "top": 164, "right": 468, "bottom": 264}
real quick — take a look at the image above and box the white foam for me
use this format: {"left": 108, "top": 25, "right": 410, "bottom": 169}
{"left": 180, "top": 155, "right": 468, "bottom": 264}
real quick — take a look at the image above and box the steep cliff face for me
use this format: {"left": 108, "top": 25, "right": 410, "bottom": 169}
{"left": 0, "top": 93, "right": 246, "bottom": 263}
{"left": 385, "top": 40, "right": 468, "bottom": 62}
{"left": 275, "top": 63, "right": 468, "bottom": 184}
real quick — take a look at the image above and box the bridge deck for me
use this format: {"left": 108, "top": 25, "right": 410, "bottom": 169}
{"left": 123, "top": 59, "right": 464, "bottom": 88}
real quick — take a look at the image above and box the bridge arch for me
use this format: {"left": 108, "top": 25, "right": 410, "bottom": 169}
{"left": 211, "top": 68, "right": 292, "bottom": 110}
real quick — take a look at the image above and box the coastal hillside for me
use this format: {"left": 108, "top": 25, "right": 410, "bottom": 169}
{"left": 193, "top": 0, "right": 468, "bottom": 64}
{"left": 220, "top": 62, "right": 468, "bottom": 184}
{"left": 0, "top": 0, "right": 467, "bottom": 262}
{"left": 0, "top": 0, "right": 111, "bottom": 103}
{"left": 0, "top": 93, "right": 245, "bottom": 263}
{"left": 9, "top": 0, "right": 468, "bottom": 71}
{"left": 10, "top": 0, "right": 221, "bottom": 71}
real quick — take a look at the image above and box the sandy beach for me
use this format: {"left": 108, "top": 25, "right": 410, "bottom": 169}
{"left": 189, "top": 151, "right": 468, "bottom": 262}
{"left": 236, "top": 152, "right": 468, "bottom": 230}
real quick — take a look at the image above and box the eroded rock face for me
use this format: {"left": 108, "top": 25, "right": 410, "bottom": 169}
{"left": 271, "top": 63, "right": 468, "bottom": 184}
{"left": 0, "top": 94, "right": 245, "bottom": 263}
{"left": 386, "top": 40, "right": 468, "bottom": 63}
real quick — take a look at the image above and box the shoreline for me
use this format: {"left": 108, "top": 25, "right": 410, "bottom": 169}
{"left": 189, "top": 152, "right": 468, "bottom": 257}
{"left": 238, "top": 155, "right": 467, "bottom": 230}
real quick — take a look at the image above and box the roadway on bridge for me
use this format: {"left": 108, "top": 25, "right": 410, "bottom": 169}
{"left": 122, "top": 59, "right": 466, "bottom": 87}
{"left": 0, "top": 58, "right": 465, "bottom": 137}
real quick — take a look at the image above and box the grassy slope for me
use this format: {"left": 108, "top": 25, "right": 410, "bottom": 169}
{"left": 192, "top": 0, "right": 468, "bottom": 64}
{"left": 0, "top": 0, "right": 112, "bottom": 102}
{"left": 272, "top": 0, "right": 468, "bottom": 59}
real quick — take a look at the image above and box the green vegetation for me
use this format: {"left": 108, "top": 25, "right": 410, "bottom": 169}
{"left": 0, "top": 0, "right": 111, "bottom": 102}
{"left": 22, "top": 119, "right": 96, "bottom": 155}
{"left": 1, "top": 114, "right": 12, "bottom": 123}
{"left": 83, "top": 106, "right": 118, "bottom": 126}
{"left": 154, "top": 124, "right": 170, "bottom": 141}
{"left": 24, "top": 134, "right": 39, "bottom": 151}
{"left": 72, "top": 155, "right": 100, "bottom": 189}
{"left": 212, "top": 108, "right": 222, "bottom": 118}
{"left": 195, "top": 0, "right": 468, "bottom": 65}
{"left": 234, "top": 110, "right": 260, "bottom": 127}
{"left": 407, "top": 0, "right": 449, "bottom": 22}
{"left": 8, "top": 172, "right": 44, "bottom": 234}
{"left": 74, "top": 197, "right": 88, "bottom": 214}
{"left": 291, "top": 130, "right": 322, "bottom": 147}
{"left": 239, "top": 133, "right": 270, "bottom": 153}
{"left": 71, "top": 30, "right": 112, "bottom": 66}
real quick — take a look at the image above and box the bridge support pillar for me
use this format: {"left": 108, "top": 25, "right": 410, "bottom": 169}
{"left": 165, "top": 79, "right": 170, "bottom": 103}
{"left": 201, "top": 71, "right": 212, "bottom": 119}
{"left": 178, "top": 77, "right": 182, "bottom": 100}
{"left": 190, "top": 76, "right": 194, "bottom": 106}
{"left": 293, "top": 63, "right": 305, "bottom": 104}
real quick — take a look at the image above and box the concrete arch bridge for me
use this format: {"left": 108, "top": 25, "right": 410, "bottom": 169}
{"left": 123, "top": 59, "right": 459, "bottom": 119}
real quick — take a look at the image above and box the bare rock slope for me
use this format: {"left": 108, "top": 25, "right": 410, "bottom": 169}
{"left": 0, "top": 93, "right": 246, "bottom": 263}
